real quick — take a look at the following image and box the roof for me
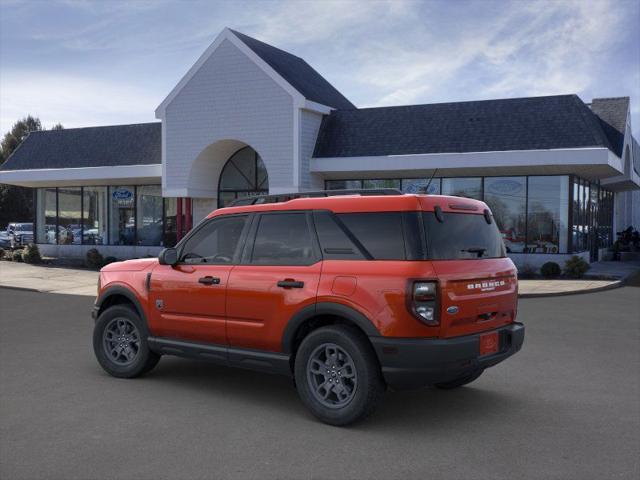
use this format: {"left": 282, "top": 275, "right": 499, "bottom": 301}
{"left": 589, "top": 97, "right": 629, "bottom": 157}
{"left": 1, "top": 122, "right": 161, "bottom": 171}
{"left": 230, "top": 29, "right": 355, "bottom": 110}
{"left": 313, "top": 94, "right": 616, "bottom": 158}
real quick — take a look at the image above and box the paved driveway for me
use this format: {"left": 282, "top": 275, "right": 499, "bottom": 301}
{"left": 0, "top": 287, "right": 638, "bottom": 480}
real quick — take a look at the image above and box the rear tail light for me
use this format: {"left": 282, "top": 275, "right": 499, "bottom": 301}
{"left": 409, "top": 281, "right": 439, "bottom": 326}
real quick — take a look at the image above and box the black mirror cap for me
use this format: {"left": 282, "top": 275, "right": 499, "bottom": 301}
{"left": 158, "top": 247, "right": 178, "bottom": 266}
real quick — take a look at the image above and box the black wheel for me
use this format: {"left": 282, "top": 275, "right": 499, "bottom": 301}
{"left": 434, "top": 369, "right": 484, "bottom": 390}
{"left": 294, "top": 325, "right": 384, "bottom": 426}
{"left": 93, "top": 304, "right": 160, "bottom": 378}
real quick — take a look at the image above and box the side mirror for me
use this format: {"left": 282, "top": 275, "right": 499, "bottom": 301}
{"left": 158, "top": 247, "right": 178, "bottom": 266}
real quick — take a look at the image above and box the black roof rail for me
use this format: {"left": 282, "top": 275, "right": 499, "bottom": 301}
{"left": 227, "top": 188, "right": 403, "bottom": 207}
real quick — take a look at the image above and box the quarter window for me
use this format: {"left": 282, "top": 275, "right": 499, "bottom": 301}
{"left": 251, "top": 213, "right": 315, "bottom": 265}
{"left": 180, "top": 215, "right": 247, "bottom": 264}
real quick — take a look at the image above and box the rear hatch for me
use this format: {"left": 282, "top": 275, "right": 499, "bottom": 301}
{"left": 422, "top": 210, "right": 518, "bottom": 338}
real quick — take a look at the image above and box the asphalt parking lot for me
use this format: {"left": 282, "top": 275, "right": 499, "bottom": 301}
{"left": 1, "top": 286, "right": 638, "bottom": 480}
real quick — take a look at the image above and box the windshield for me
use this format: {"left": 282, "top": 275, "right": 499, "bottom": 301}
{"left": 14, "top": 224, "right": 33, "bottom": 231}
{"left": 423, "top": 212, "right": 505, "bottom": 260}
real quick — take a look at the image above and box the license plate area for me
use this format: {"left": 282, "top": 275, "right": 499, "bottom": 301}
{"left": 479, "top": 331, "right": 499, "bottom": 356}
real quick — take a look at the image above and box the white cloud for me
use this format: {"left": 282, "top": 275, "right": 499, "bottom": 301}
{"left": 0, "top": 72, "right": 158, "bottom": 132}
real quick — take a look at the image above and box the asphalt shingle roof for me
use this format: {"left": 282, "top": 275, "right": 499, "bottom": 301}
{"left": 1, "top": 122, "right": 161, "bottom": 171}
{"left": 313, "top": 94, "right": 616, "bottom": 158}
{"left": 230, "top": 29, "right": 355, "bottom": 110}
{"left": 589, "top": 97, "right": 629, "bottom": 157}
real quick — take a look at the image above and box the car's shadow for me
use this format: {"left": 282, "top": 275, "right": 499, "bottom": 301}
{"left": 139, "top": 356, "right": 526, "bottom": 431}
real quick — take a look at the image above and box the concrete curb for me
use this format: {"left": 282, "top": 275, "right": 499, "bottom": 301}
{"left": 0, "top": 285, "right": 41, "bottom": 293}
{"left": 518, "top": 280, "right": 624, "bottom": 298}
{"left": 0, "top": 285, "right": 95, "bottom": 296}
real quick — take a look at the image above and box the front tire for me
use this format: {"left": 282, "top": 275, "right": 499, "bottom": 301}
{"left": 294, "top": 325, "right": 384, "bottom": 426}
{"left": 93, "top": 304, "right": 160, "bottom": 378}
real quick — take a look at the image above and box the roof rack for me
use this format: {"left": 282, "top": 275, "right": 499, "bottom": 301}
{"left": 227, "top": 188, "right": 403, "bottom": 207}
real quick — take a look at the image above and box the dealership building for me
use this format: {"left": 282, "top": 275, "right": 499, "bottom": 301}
{"left": 1, "top": 28, "right": 638, "bottom": 267}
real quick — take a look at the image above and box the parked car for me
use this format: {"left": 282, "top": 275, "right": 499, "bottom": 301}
{"left": 91, "top": 190, "right": 524, "bottom": 425}
{"left": 0, "top": 230, "right": 10, "bottom": 248}
{"left": 6, "top": 223, "right": 34, "bottom": 249}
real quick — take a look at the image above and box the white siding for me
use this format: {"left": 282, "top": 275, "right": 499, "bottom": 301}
{"left": 163, "top": 39, "right": 294, "bottom": 196}
{"left": 299, "top": 109, "right": 325, "bottom": 190}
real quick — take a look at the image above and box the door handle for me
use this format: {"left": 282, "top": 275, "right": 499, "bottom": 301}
{"left": 277, "top": 279, "right": 304, "bottom": 289}
{"left": 198, "top": 276, "right": 221, "bottom": 285}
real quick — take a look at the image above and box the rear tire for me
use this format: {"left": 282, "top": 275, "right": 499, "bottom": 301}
{"left": 434, "top": 369, "right": 484, "bottom": 390}
{"left": 294, "top": 325, "right": 384, "bottom": 426}
{"left": 93, "top": 304, "right": 160, "bottom": 378}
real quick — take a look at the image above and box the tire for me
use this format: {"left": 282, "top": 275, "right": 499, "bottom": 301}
{"left": 294, "top": 325, "right": 384, "bottom": 426}
{"left": 434, "top": 369, "right": 484, "bottom": 390}
{"left": 93, "top": 304, "right": 160, "bottom": 378}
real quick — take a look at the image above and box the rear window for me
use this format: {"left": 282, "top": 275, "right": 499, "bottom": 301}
{"left": 423, "top": 212, "right": 505, "bottom": 260}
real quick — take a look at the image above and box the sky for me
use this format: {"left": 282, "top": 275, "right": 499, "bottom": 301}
{"left": 1, "top": 0, "right": 639, "bottom": 138}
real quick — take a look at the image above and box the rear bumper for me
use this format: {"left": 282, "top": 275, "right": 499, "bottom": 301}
{"left": 370, "top": 323, "right": 525, "bottom": 390}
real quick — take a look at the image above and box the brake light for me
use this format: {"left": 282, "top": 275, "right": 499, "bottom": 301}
{"left": 409, "top": 281, "right": 439, "bottom": 326}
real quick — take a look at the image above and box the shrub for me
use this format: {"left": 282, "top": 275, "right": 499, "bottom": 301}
{"left": 101, "top": 256, "right": 118, "bottom": 268}
{"left": 0, "top": 248, "right": 5, "bottom": 260}
{"left": 518, "top": 263, "right": 537, "bottom": 279}
{"left": 12, "top": 250, "right": 24, "bottom": 262}
{"left": 540, "top": 261, "right": 561, "bottom": 278}
{"left": 86, "top": 248, "right": 104, "bottom": 270}
{"left": 564, "top": 256, "right": 590, "bottom": 279}
{"left": 21, "top": 244, "right": 42, "bottom": 264}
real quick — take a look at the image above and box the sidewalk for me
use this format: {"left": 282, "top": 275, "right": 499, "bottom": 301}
{"left": 0, "top": 260, "right": 637, "bottom": 298}
{"left": 0, "top": 261, "right": 98, "bottom": 297}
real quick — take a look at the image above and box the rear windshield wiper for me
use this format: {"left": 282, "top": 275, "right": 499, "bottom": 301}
{"left": 461, "top": 247, "right": 487, "bottom": 258}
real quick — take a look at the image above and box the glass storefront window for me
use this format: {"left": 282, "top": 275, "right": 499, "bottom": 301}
{"left": 109, "top": 186, "right": 136, "bottom": 245}
{"left": 218, "top": 147, "right": 269, "bottom": 207}
{"left": 82, "top": 187, "right": 107, "bottom": 245}
{"left": 36, "top": 188, "right": 57, "bottom": 244}
{"left": 136, "top": 186, "right": 163, "bottom": 246}
{"left": 163, "top": 198, "right": 177, "bottom": 247}
{"left": 362, "top": 179, "right": 401, "bottom": 190}
{"left": 325, "top": 180, "right": 362, "bottom": 190}
{"left": 484, "top": 177, "right": 527, "bottom": 253}
{"left": 526, "top": 176, "right": 569, "bottom": 254}
{"left": 402, "top": 178, "right": 441, "bottom": 194}
{"left": 57, "top": 187, "right": 82, "bottom": 245}
{"left": 441, "top": 177, "right": 482, "bottom": 199}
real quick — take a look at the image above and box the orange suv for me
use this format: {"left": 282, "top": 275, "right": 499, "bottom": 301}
{"left": 92, "top": 189, "right": 524, "bottom": 425}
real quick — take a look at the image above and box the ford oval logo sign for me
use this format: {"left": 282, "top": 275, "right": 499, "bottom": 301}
{"left": 112, "top": 189, "right": 133, "bottom": 200}
{"left": 447, "top": 306, "right": 459, "bottom": 315}
{"left": 488, "top": 179, "right": 522, "bottom": 195}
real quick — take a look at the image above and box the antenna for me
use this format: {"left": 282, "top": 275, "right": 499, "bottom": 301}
{"left": 423, "top": 169, "right": 439, "bottom": 194}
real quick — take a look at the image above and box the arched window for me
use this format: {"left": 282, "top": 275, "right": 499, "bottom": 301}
{"left": 218, "top": 147, "right": 268, "bottom": 207}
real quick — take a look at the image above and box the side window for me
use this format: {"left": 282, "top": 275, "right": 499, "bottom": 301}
{"left": 250, "top": 213, "right": 316, "bottom": 265}
{"left": 180, "top": 215, "right": 247, "bottom": 264}
{"left": 337, "top": 212, "right": 406, "bottom": 260}
{"left": 313, "top": 211, "right": 365, "bottom": 260}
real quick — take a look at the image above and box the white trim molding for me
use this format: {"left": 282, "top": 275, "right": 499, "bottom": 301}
{"left": 311, "top": 147, "right": 626, "bottom": 181}
{"left": 0, "top": 164, "right": 162, "bottom": 188}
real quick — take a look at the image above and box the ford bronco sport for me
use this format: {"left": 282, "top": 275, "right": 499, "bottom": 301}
{"left": 92, "top": 189, "right": 524, "bottom": 425}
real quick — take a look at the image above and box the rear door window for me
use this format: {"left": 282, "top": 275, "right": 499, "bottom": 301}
{"left": 250, "top": 213, "right": 317, "bottom": 265}
{"left": 423, "top": 212, "right": 506, "bottom": 260}
{"left": 337, "top": 213, "right": 406, "bottom": 260}
{"left": 313, "top": 211, "right": 365, "bottom": 260}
